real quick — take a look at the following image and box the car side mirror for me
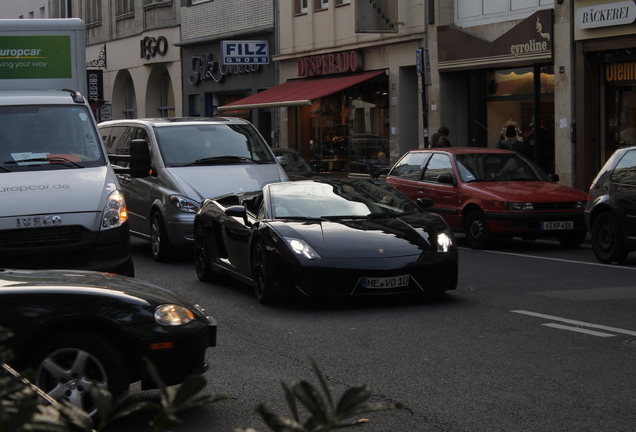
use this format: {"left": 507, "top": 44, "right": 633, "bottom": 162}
{"left": 226, "top": 205, "right": 251, "bottom": 226}
{"left": 416, "top": 198, "right": 434, "bottom": 209}
{"left": 129, "top": 139, "right": 152, "bottom": 178}
{"left": 548, "top": 173, "right": 560, "bottom": 182}
{"left": 437, "top": 174, "right": 457, "bottom": 185}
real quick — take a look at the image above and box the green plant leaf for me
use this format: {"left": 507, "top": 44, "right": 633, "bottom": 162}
{"left": 309, "top": 359, "right": 333, "bottom": 410}
{"left": 334, "top": 386, "right": 371, "bottom": 418}
{"left": 281, "top": 382, "right": 299, "bottom": 422}
{"left": 292, "top": 380, "right": 329, "bottom": 427}
{"left": 255, "top": 404, "right": 307, "bottom": 432}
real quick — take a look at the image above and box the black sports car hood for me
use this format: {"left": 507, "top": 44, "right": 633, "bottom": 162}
{"left": 270, "top": 214, "right": 439, "bottom": 259}
{"left": 0, "top": 268, "right": 198, "bottom": 309}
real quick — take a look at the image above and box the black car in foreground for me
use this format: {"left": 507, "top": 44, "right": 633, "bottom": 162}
{"left": 585, "top": 145, "right": 636, "bottom": 263}
{"left": 0, "top": 268, "right": 217, "bottom": 415}
{"left": 194, "top": 178, "right": 458, "bottom": 303}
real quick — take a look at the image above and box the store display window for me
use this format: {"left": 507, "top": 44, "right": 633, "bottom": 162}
{"left": 307, "top": 74, "right": 390, "bottom": 176}
{"left": 604, "top": 60, "right": 636, "bottom": 163}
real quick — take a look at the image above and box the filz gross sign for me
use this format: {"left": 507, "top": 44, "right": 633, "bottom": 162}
{"left": 221, "top": 41, "right": 269, "bottom": 65}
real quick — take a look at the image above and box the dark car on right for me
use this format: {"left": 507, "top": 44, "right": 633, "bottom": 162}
{"left": 585, "top": 145, "right": 636, "bottom": 264}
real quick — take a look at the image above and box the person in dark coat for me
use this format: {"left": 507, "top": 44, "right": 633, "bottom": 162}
{"left": 498, "top": 124, "right": 524, "bottom": 153}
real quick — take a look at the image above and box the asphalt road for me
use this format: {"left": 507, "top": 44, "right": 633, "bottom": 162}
{"left": 112, "top": 236, "right": 636, "bottom": 432}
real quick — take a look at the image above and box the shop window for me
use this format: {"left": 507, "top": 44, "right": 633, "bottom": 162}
{"left": 295, "top": 0, "right": 308, "bottom": 14}
{"left": 485, "top": 66, "right": 554, "bottom": 173}
{"left": 306, "top": 75, "right": 390, "bottom": 176}
{"left": 604, "top": 59, "right": 636, "bottom": 163}
{"left": 86, "top": 0, "right": 102, "bottom": 25}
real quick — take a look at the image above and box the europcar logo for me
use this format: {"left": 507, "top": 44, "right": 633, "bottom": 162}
{"left": 0, "top": 35, "right": 72, "bottom": 79}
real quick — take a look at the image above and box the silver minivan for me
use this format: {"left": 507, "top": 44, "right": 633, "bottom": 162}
{"left": 99, "top": 118, "right": 288, "bottom": 261}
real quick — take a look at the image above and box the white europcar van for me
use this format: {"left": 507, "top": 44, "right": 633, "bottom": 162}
{"left": 0, "top": 91, "right": 134, "bottom": 275}
{"left": 98, "top": 117, "right": 288, "bottom": 261}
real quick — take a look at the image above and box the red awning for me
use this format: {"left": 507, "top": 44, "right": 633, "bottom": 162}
{"left": 217, "top": 70, "right": 385, "bottom": 111}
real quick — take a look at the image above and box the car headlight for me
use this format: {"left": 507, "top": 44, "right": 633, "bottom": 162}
{"left": 284, "top": 237, "right": 321, "bottom": 259}
{"left": 102, "top": 190, "right": 127, "bottom": 229}
{"left": 494, "top": 201, "right": 534, "bottom": 211}
{"left": 170, "top": 195, "right": 200, "bottom": 213}
{"left": 437, "top": 230, "right": 454, "bottom": 253}
{"left": 154, "top": 304, "right": 195, "bottom": 326}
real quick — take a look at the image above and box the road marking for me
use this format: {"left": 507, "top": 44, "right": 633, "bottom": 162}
{"left": 511, "top": 310, "right": 636, "bottom": 337}
{"left": 464, "top": 248, "right": 636, "bottom": 270}
{"left": 541, "top": 323, "right": 616, "bottom": 337}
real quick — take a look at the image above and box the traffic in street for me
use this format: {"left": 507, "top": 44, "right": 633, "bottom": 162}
{"left": 114, "top": 236, "right": 636, "bottom": 432}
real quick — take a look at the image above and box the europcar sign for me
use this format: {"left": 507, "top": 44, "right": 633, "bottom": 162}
{"left": 0, "top": 35, "right": 72, "bottom": 79}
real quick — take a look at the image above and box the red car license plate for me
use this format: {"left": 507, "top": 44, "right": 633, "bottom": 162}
{"left": 540, "top": 221, "right": 574, "bottom": 230}
{"left": 362, "top": 275, "right": 409, "bottom": 289}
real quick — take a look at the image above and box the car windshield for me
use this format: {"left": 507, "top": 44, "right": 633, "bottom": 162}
{"left": 455, "top": 153, "right": 550, "bottom": 183}
{"left": 0, "top": 105, "right": 105, "bottom": 172}
{"left": 155, "top": 124, "right": 275, "bottom": 167}
{"left": 268, "top": 179, "right": 420, "bottom": 219}
{"left": 276, "top": 151, "right": 314, "bottom": 175}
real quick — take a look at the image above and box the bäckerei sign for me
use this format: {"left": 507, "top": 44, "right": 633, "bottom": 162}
{"left": 576, "top": 1, "right": 636, "bottom": 29}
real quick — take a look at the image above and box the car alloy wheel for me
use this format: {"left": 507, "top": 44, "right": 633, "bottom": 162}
{"left": 251, "top": 241, "right": 276, "bottom": 304}
{"left": 151, "top": 212, "right": 172, "bottom": 262}
{"left": 194, "top": 224, "right": 214, "bottom": 282}
{"left": 591, "top": 212, "right": 629, "bottom": 264}
{"left": 33, "top": 331, "right": 129, "bottom": 417}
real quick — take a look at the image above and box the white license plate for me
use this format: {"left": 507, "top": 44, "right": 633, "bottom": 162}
{"left": 540, "top": 221, "right": 574, "bottom": 230}
{"left": 362, "top": 275, "right": 409, "bottom": 289}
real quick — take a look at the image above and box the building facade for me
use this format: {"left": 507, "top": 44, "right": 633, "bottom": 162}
{"left": 178, "top": 0, "right": 276, "bottom": 144}
{"left": 573, "top": 0, "right": 636, "bottom": 190}
{"left": 219, "top": 0, "right": 426, "bottom": 177}
{"left": 51, "top": 0, "right": 183, "bottom": 121}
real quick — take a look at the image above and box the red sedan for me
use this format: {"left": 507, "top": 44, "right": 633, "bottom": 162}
{"left": 386, "top": 148, "right": 591, "bottom": 249}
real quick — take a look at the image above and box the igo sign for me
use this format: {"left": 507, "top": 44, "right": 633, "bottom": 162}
{"left": 221, "top": 40, "right": 269, "bottom": 65}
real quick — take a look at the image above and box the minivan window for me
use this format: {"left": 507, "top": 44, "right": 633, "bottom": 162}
{"left": 154, "top": 124, "right": 275, "bottom": 167}
{"left": 0, "top": 105, "right": 106, "bottom": 171}
{"left": 610, "top": 149, "right": 636, "bottom": 186}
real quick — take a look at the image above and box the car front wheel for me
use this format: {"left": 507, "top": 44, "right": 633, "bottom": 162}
{"left": 591, "top": 212, "right": 629, "bottom": 263}
{"left": 151, "top": 212, "right": 172, "bottom": 262}
{"left": 194, "top": 224, "right": 214, "bottom": 282}
{"left": 464, "top": 209, "right": 492, "bottom": 249}
{"left": 251, "top": 241, "right": 277, "bottom": 304}
{"left": 32, "top": 331, "right": 129, "bottom": 417}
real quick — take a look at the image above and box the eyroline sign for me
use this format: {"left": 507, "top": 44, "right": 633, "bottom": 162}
{"left": 0, "top": 35, "right": 72, "bottom": 79}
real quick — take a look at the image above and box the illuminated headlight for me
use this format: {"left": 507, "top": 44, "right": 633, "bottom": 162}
{"left": 495, "top": 201, "right": 534, "bottom": 211}
{"left": 102, "top": 190, "right": 128, "bottom": 229}
{"left": 437, "top": 231, "right": 454, "bottom": 253}
{"left": 154, "top": 304, "right": 195, "bottom": 326}
{"left": 170, "top": 195, "right": 200, "bottom": 213}
{"left": 284, "top": 237, "right": 321, "bottom": 259}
